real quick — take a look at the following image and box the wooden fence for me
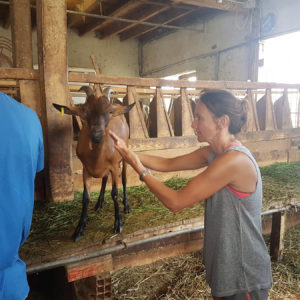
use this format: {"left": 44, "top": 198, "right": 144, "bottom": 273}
{"left": 1, "top": 68, "right": 300, "bottom": 195}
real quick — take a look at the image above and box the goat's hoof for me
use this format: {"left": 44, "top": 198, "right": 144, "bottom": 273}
{"left": 114, "top": 223, "right": 123, "bottom": 233}
{"left": 72, "top": 231, "right": 84, "bottom": 242}
{"left": 94, "top": 204, "right": 101, "bottom": 212}
{"left": 72, "top": 226, "right": 85, "bottom": 242}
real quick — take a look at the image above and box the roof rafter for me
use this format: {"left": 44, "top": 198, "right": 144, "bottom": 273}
{"left": 120, "top": 7, "right": 193, "bottom": 41}
{"left": 170, "top": 0, "right": 253, "bottom": 12}
{"left": 79, "top": 0, "right": 141, "bottom": 36}
{"left": 97, "top": 5, "right": 170, "bottom": 39}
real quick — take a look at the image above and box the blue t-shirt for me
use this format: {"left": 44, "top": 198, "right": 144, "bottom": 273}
{"left": 0, "top": 92, "right": 44, "bottom": 300}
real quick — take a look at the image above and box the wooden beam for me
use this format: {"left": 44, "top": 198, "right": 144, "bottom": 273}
{"left": 120, "top": 7, "right": 192, "bottom": 41}
{"left": 243, "top": 89, "right": 259, "bottom": 132}
{"left": 98, "top": 5, "right": 169, "bottom": 39}
{"left": 68, "top": 72, "right": 300, "bottom": 90}
{"left": 0, "top": 68, "right": 39, "bottom": 80}
{"left": 10, "top": 0, "right": 32, "bottom": 69}
{"left": 68, "top": 1, "right": 99, "bottom": 28}
{"left": 149, "top": 87, "right": 174, "bottom": 137}
{"left": 36, "top": 0, "right": 73, "bottom": 202}
{"left": 274, "top": 90, "right": 293, "bottom": 130}
{"left": 270, "top": 212, "right": 286, "bottom": 261}
{"left": 180, "top": 88, "right": 195, "bottom": 136}
{"left": 79, "top": 0, "right": 142, "bottom": 36}
{"left": 127, "top": 86, "right": 149, "bottom": 139}
{"left": 171, "top": 0, "right": 251, "bottom": 12}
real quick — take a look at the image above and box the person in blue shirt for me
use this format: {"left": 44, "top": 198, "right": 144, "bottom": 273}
{"left": 0, "top": 92, "right": 44, "bottom": 300}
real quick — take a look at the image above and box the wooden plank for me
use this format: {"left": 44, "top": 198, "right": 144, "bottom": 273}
{"left": 265, "top": 89, "right": 277, "bottom": 130}
{"left": 90, "top": 55, "right": 103, "bottom": 96}
{"left": 243, "top": 89, "right": 259, "bottom": 132}
{"left": 256, "top": 89, "right": 277, "bottom": 131}
{"left": 149, "top": 87, "right": 174, "bottom": 137}
{"left": 0, "top": 68, "right": 39, "bottom": 80}
{"left": 112, "top": 232, "right": 204, "bottom": 270}
{"left": 79, "top": 0, "right": 142, "bottom": 36}
{"left": 68, "top": 72, "right": 300, "bottom": 90}
{"left": 120, "top": 7, "right": 192, "bottom": 41}
{"left": 127, "top": 86, "right": 148, "bottom": 138}
{"left": 66, "top": 255, "right": 113, "bottom": 282}
{"left": 36, "top": 0, "right": 73, "bottom": 202}
{"left": 10, "top": 0, "right": 33, "bottom": 69}
{"left": 181, "top": 88, "right": 195, "bottom": 136}
{"left": 274, "top": 90, "right": 293, "bottom": 129}
{"left": 270, "top": 212, "right": 286, "bottom": 261}
{"left": 99, "top": 5, "right": 169, "bottom": 39}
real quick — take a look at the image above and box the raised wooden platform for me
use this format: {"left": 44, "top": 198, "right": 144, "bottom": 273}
{"left": 25, "top": 200, "right": 300, "bottom": 280}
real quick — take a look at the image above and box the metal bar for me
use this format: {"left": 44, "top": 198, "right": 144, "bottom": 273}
{"left": 66, "top": 9, "right": 203, "bottom": 33}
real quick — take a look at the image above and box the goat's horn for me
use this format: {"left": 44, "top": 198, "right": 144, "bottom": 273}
{"left": 79, "top": 86, "right": 95, "bottom": 97}
{"left": 102, "top": 87, "right": 114, "bottom": 102}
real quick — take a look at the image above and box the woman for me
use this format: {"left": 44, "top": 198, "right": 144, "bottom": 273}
{"left": 108, "top": 89, "right": 272, "bottom": 300}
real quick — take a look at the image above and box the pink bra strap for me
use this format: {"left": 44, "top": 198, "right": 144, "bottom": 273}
{"left": 226, "top": 185, "right": 251, "bottom": 198}
{"left": 224, "top": 141, "right": 242, "bottom": 150}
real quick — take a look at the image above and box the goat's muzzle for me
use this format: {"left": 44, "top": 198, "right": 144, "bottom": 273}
{"left": 91, "top": 129, "right": 104, "bottom": 144}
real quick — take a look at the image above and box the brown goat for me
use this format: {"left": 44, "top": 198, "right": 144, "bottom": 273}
{"left": 53, "top": 87, "right": 135, "bottom": 241}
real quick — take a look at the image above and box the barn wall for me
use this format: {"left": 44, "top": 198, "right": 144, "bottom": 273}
{"left": 141, "top": 0, "right": 300, "bottom": 80}
{"left": 66, "top": 30, "right": 139, "bottom": 76}
{"left": 141, "top": 11, "right": 252, "bottom": 80}
{"left": 0, "top": 26, "right": 139, "bottom": 76}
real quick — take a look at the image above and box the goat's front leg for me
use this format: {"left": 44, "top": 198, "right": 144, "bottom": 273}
{"left": 111, "top": 172, "right": 123, "bottom": 233}
{"left": 94, "top": 175, "right": 108, "bottom": 212}
{"left": 73, "top": 168, "right": 91, "bottom": 242}
{"left": 122, "top": 160, "right": 130, "bottom": 213}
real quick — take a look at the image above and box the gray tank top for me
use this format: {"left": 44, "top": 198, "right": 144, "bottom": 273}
{"left": 204, "top": 144, "right": 272, "bottom": 297}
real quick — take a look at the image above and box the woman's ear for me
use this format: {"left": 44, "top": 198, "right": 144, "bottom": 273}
{"left": 217, "top": 115, "right": 230, "bottom": 129}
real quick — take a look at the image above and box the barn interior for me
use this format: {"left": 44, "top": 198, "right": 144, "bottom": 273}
{"left": 0, "top": 0, "right": 300, "bottom": 299}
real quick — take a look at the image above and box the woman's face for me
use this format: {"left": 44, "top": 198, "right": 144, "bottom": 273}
{"left": 191, "top": 101, "right": 218, "bottom": 143}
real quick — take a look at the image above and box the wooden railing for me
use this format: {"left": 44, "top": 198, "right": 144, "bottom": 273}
{"left": 1, "top": 68, "right": 300, "bottom": 190}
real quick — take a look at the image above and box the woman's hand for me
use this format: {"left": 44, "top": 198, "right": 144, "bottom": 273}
{"left": 108, "top": 130, "right": 145, "bottom": 174}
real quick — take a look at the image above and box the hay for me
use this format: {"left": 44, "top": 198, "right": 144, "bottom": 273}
{"left": 112, "top": 225, "right": 300, "bottom": 300}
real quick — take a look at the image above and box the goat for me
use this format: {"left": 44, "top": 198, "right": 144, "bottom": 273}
{"left": 53, "top": 87, "right": 135, "bottom": 241}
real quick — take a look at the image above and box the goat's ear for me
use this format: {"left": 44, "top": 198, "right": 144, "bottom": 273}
{"left": 112, "top": 102, "right": 135, "bottom": 117}
{"left": 52, "top": 103, "right": 81, "bottom": 116}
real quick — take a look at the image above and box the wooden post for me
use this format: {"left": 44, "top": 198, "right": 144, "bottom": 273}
{"left": 274, "top": 89, "right": 293, "bottom": 129}
{"left": 270, "top": 211, "right": 286, "bottom": 261}
{"left": 256, "top": 89, "right": 277, "bottom": 130}
{"left": 148, "top": 87, "right": 174, "bottom": 138}
{"left": 10, "top": 0, "right": 32, "bottom": 69}
{"left": 127, "top": 86, "right": 149, "bottom": 138}
{"left": 36, "top": 0, "right": 73, "bottom": 202}
{"left": 10, "top": 0, "right": 41, "bottom": 113}
{"left": 10, "top": 0, "right": 46, "bottom": 201}
{"left": 90, "top": 55, "right": 103, "bottom": 96}
{"left": 180, "top": 88, "right": 195, "bottom": 136}
{"left": 243, "top": 89, "right": 259, "bottom": 132}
